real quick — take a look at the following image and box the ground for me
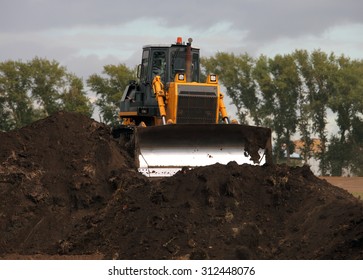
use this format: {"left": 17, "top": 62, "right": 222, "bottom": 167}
{"left": 0, "top": 112, "right": 362, "bottom": 260}
{"left": 321, "top": 177, "right": 363, "bottom": 199}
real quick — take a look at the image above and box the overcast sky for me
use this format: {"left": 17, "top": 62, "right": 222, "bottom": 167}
{"left": 1, "top": 0, "right": 362, "bottom": 126}
{"left": 1, "top": 0, "right": 363, "bottom": 79}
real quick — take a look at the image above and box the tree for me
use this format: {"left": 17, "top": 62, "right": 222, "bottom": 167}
{"left": 268, "top": 54, "right": 300, "bottom": 163}
{"left": 234, "top": 53, "right": 260, "bottom": 125}
{"left": 202, "top": 50, "right": 363, "bottom": 174}
{"left": 61, "top": 74, "right": 93, "bottom": 117}
{"left": 30, "top": 57, "right": 67, "bottom": 116}
{"left": 0, "top": 58, "right": 93, "bottom": 131}
{"left": 308, "top": 51, "right": 334, "bottom": 175}
{"left": 0, "top": 60, "right": 34, "bottom": 130}
{"left": 326, "top": 57, "right": 363, "bottom": 175}
{"left": 350, "top": 117, "right": 363, "bottom": 175}
{"left": 326, "top": 135, "right": 351, "bottom": 176}
{"left": 87, "top": 64, "right": 135, "bottom": 124}
{"left": 203, "top": 53, "right": 302, "bottom": 163}
{"left": 290, "top": 50, "right": 333, "bottom": 174}
{"left": 252, "top": 55, "right": 275, "bottom": 128}
{"left": 293, "top": 50, "right": 314, "bottom": 163}
{"left": 202, "top": 53, "right": 261, "bottom": 125}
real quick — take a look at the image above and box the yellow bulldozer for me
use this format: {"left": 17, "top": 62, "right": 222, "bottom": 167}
{"left": 115, "top": 37, "right": 272, "bottom": 177}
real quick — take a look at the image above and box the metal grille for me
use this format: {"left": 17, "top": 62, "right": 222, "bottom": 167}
{"left": 176, "top": 86, "right": 218, "bottom": 124}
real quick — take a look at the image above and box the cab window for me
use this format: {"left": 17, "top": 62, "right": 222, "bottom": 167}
{"left": 151, "top": 50, "right": 167, "bottom": 83}
{"left": 140, "top": 50, "right": 149, "bottom": 82}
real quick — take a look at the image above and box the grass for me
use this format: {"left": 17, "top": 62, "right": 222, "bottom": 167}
{"left": 351, "top": 192, "right": 363, "bottom": 200}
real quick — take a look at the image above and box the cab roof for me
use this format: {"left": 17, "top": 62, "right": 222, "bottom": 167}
{"left": 142, "top": 43, "right": 199, "bottom": 50}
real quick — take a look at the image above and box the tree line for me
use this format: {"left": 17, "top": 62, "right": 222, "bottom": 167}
{"left": 202, "top": 50, "right": 363, "bottom": 176}
{"left": 1, "top": 50, "right": 362, "bottom": 176}
{"left": 0, "top": 57, "right": 92, "bottom": 131}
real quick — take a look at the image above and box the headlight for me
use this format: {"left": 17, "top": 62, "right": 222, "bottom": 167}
{"left": 178, "top": 73, "right": 185, "bottom": 81}
{"left": 208, "top": 74, "right": 217, "bottom": 83}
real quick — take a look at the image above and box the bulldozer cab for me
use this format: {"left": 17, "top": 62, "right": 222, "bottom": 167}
{"left": 120, "top": 39, "right": 202, "bottom": 125}
{"left": 139, "top": 42, "right": 200, "bottom": 86}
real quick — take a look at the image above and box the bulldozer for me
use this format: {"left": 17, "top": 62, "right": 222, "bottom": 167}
{"left": 115, "top": 37, "right": 272, "bottom": 177}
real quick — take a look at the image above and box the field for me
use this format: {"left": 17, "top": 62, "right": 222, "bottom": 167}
{"left": 321, "top": 177, "right": 363, "bottom": 199}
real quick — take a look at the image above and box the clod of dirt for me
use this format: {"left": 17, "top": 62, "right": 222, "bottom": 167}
{"left": 0, "top": 112, "right": 362, "bottom": 259}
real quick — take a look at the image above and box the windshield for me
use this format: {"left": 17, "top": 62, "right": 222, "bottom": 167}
{"left": 170, "top": 47, "right": 199, "bottom": 82}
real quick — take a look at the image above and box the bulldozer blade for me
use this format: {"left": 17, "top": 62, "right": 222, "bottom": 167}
{"left": 134, "top": 124, "right": 272, "bottom": 177}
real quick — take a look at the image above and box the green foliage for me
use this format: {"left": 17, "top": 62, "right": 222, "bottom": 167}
{"left": 87, "top": 64, "right": 135, "bottom": 124}
{"left": 0, "top": 58, "right": 93, "bottom": 131}
{"left": 203, "top": 52, "right": 301, "bottom": 163}
{"left": 202, "top": 50, "right": 363, "bottom": 175}
{"left": 326, "top": 135, "right": 351, "bottom": 176}
{"left": 293, "top": 50, "right": 314, "bottom": 162}
{"left": 252, "top": 55, "right": 275, "bottom": 126}
{"left": 202, "top": 53, "right": 259, "bottom": 125}
{"left": 350, "top": 118, "right": 363, "bottom": 175}
{"left": 269, "top": 54, "right": 301, "bottom": 161}
{"left": 61, "top": 74, "right": 93, "bottom": 117}
{"left": 293, "top": 50, "right": 334, "bottom": 174}
{"left": 30, "top": 57, "right": 66, "bottom": 116}
{"left": 0, "top": 60, "right": 34, "bottom": 130}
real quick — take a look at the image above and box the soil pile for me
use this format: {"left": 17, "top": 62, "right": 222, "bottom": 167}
{"left": 1, "top": 112, "right": 362, "bottom": 259}
{"left": 0, "top": 112, "right": 132, "bottom": 255}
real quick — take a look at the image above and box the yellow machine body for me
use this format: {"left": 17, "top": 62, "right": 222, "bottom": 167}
{"left": 117, "top": 37, "right": 272, "bottom": 177}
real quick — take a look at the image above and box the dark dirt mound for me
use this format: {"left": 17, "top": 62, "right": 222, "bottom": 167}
{"left": 1, "top": 112, "right": 362, "bottom": 259}
{"left": 0, "top": 112, "right": 133, "bottom": 255}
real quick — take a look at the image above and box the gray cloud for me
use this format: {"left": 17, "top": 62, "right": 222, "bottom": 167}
{"left": 1, "top": 0, "right": 363, "bottom": 79}
{"left": 2, "top": 0, "right": 362, "bottom": 40}
{"left": 239, "top": 0, "right": 363, "bottom": 41}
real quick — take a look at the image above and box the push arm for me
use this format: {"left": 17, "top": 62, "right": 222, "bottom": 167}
{"left": 152, "top": 76, "right": 167, "bottom": 125}
{"left": 219, "top": 93, "right": 230, "bottom": 124}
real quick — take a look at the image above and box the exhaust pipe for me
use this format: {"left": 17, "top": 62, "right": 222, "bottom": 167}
{"left": 186, "top": 38, "right": 193, "bottom": 82}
